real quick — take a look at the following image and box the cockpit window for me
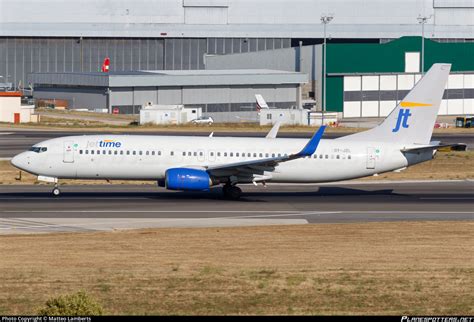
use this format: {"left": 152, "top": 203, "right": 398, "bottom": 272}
{"left": 29, "top": 147, "right": 47, "bottom": 153}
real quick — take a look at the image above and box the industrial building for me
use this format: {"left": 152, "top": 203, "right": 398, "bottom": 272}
{"left": 30, "top": 70, "right": 306, "bottom": 121}
{"left": 208, "top": 37, "right": 474, "bottom": 117}
{"left": 1, "top": 0, "right": 472, "bottom": 120}
{"left": 0, "top": 92, "right": 37, "bottom": 123}
{"left": 1, "top": 0, "right": 473, "bottom": 88}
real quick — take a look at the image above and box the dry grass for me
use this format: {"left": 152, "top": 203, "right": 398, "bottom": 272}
{"left": 0, "top": 221, "right": 472, "bottom": 315}
{"left": 2, "top": 151, "right": 473, "bottom": 185}
{"left": 363, "top": 151, "right": 474, "bottom": 181}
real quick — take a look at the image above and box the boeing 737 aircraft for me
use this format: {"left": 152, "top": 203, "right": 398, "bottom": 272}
{"left": 11, "top": 64, "right": 459, "bottom": 199}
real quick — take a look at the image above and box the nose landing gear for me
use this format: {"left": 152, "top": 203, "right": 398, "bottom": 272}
{"left": 222, "top": 184, "right": 242, "bottom": 200}
{"left": 52, "top": 184, "right": 61, "bottom": 197}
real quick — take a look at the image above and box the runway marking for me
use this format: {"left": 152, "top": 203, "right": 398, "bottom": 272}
{"left": 1, "top": 210, "right": 328, "bottom": 213}
{"left": 419, "top": 197, "right": 474, "bottom": 200}
{"left": 0, "top": 132, "right": 13, "bottom": 135}
{"left": 0, "top": 215, "right": 312, "bottom": 231}
{"left": 1, "top": 210, "right": 472, "bottom": 215}
{"left": 0, "top": 209, "right": 473, "bottom": 233}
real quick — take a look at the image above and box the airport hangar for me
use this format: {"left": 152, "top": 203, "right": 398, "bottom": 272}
{"left": 1, "top": 0, "right": 473, "bottom": 119}
{"left": 29, "top": 70, "right": 307, "bottom": 122}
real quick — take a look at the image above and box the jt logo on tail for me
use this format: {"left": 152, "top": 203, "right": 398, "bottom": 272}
{"left": 392, "top": 108, "right": 412, "bottom": 132}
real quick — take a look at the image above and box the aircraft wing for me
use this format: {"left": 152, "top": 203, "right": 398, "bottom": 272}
{"left": 204, "top": 126, "right": 326, "bottom": 181}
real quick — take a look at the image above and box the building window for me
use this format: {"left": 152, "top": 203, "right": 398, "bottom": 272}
{"left": 79, "top": 150, "right": 83, "bottom": 154}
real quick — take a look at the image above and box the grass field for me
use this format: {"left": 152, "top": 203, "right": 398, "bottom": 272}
{"left": 0, "top": 221, "right": 472, "bottom": 315}
{"left": 1, "top": 108, "right": 473, "bottom": 134}
{"left": 2, "top": 151, "right": 473, "bottom": 185}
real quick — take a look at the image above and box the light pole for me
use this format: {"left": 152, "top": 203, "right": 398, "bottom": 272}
{"left": 321, "top": 14, "right": 333, "bottom": 126}
{"left": 417, "top": 14, "right": 432, "bottom": 75}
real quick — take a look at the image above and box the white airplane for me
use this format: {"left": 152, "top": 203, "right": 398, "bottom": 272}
{"left": 11, "top": 64, "right": 460, "bottom": 199}
{"left": 255, "top": 94, "right": 270, "bottom": 111}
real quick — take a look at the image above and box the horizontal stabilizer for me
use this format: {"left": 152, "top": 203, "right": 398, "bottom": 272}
{"left": 401, "top": 143, "right": 467, "bottom": 153}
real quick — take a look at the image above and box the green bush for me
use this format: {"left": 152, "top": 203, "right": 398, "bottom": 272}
{"left": 37, "top": 290, "right": 104, "bottom": 316}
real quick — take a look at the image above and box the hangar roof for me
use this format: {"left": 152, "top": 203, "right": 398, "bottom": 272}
{"left": 29, "top": 70, "right": 308, "bottom": 88}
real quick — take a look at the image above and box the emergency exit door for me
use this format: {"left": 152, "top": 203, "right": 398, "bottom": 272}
{"left": 63, "top": 141, "right": 74, "bottom": 163}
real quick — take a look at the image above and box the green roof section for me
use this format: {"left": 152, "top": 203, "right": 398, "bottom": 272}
{"left": 324, "top": 36, "right": 474, "bottom": 112}
{"left": 327, "top": 36, "right": 474, "bottom": 74}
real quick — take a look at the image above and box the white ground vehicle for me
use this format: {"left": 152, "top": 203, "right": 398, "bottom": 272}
{"left": 190, "top": 116, "right": 214, "bottom": 125}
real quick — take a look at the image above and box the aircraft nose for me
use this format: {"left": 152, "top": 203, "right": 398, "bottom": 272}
{"left": 11, "top": 152, "right": 30, "bottom": 171}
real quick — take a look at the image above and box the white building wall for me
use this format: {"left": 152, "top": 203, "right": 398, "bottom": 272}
{"left": 342, "top": 73, "right": 474, "bottom": 118}
{"left": 1, "top": 0, "right": 472, "bottom": 38}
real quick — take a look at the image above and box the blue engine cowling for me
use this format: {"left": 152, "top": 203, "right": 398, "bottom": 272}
{"left": 165, "top": 168, "right": 211, "bottom": 191}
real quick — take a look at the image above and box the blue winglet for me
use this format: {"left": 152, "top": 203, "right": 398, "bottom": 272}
{"left": 297, "top": 126, "right": 326, "bottom": 157}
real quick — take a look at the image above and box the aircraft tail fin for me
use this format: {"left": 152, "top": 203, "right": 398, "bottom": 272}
{"left": 339, "top": 63, "right": 451, "bottom": 145}
{"left": 101, "top": 57, "right": 110, "bottom": 72}
{"left": 255, "top": 94, "right": 269, "bottom": 111}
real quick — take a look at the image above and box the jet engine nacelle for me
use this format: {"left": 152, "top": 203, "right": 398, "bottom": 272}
{"left": 165, "top": 168, "right": 212, "bottom": 191}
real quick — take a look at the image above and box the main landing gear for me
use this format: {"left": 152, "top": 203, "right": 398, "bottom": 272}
{"left": 222, "top": 184, "right": 242, "bottom": 200}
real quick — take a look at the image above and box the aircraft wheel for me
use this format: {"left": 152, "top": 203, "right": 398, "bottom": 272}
{"left": 223, "top": 185, "right": 242, "bottom": 200}
{"left": 52, "top": 187, "right": 61, "bottom": 197}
